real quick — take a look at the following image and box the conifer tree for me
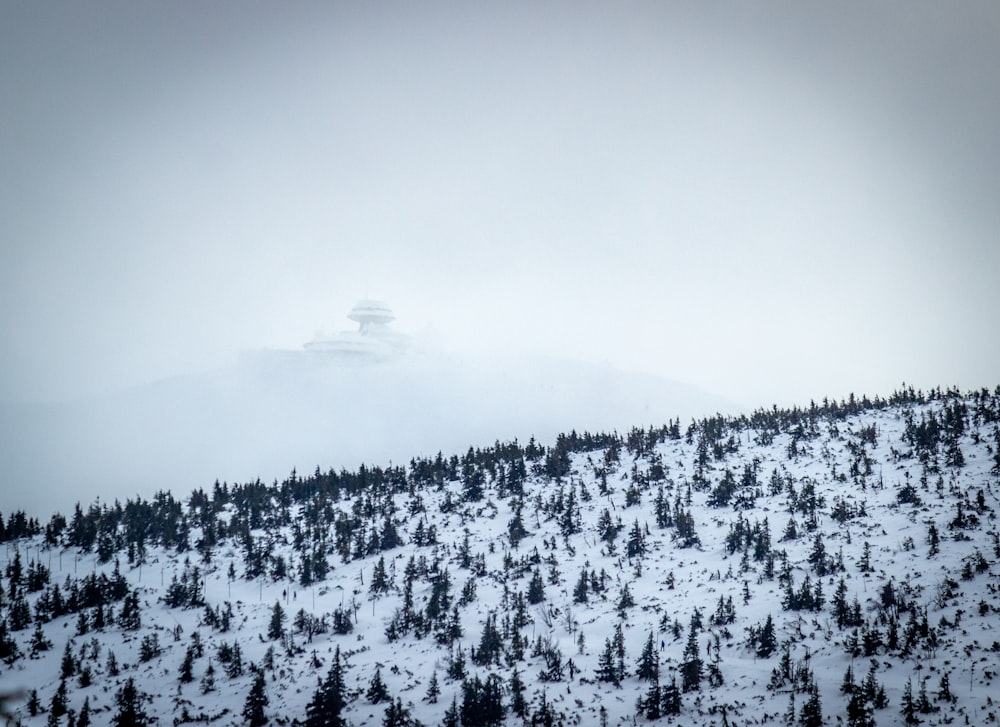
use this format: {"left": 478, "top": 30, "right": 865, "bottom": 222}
{"left": 200, "top": 661, "right": 217, "bottom": 694}
{"left": 636, "top": 631, "right": 658, "bottom": 681}
{"left": 900, "top": 679, "right": 919, "bottom": 725}
{"left": 596, "top": 637, "right": 621, "bottom": 687}
{"left": 26, "top": 689, "right": 41, "bottom": 717}
{"left": 113, "top": 678, "right": 150, "bottom": 727}
{"left": 442, "top": 696, "right": 460, "bottom": 727}
{"left": 425, "top": 669, "right": 440, "bottom": 703}
{"left": 49, "top": 678, "right": 68, "bottom": 721}
{"left": 527, "top": 567, "right": 545, "bottom": 604}
{"left": 509, "top": 667, "right": 527, "bottom": 718}
{"left": 179, "top": 645, "right": 196, "bottom": 683}
{"left": 573, "top": 567, "right": 589, "bottom": 604}
{"left": 305, "top": 646, "right": 347, "bottom": 727}
{"left": 77, "top": 696, "right": 92, "bottom": 727}
{"left": 242, "top": 669, "right": 269, "bottom": 727}
{"left": 681, "top": 618, "right": 703, "bottom": 692}
{"left": 0, "top": 619, "right": 21, "bottom": 664}
{"left": 268, "top": 600, "right": 286, "bottom": 640}
{"left": 367, "top": 665, "right": 389, "bottom": 704}
{"left": 382, "top": 697, "right": 415, "bottom": 727}
{"left": 660, "top": 676, "right": 682, "bottom": 715}
{"left": 799, "top": 682, "right": 823, "bottom": 727}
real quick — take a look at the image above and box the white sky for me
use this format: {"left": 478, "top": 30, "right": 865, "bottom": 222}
{"left": 2, "top": 1, "right": 998, "bottom": 409}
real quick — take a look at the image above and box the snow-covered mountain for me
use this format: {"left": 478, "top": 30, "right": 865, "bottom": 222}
{"left": 1, "top": 385, "right": 999, "bottom": 726}
{"left": 0, "top": 352, "right": 739, "bottom": 516}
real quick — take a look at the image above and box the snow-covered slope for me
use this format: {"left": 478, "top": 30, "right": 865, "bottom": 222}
{"left": 1, "top": 386, "right": 999, "bottom": 726}
{"left": 0, "top": 352, "right": 738, "bottom": 516}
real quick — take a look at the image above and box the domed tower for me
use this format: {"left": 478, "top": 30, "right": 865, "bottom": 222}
{"left": 347, "top": 299, "right": 395, "bottom": 336}
{"left": 303, "top": 299, "right": 408, "bottom": 360}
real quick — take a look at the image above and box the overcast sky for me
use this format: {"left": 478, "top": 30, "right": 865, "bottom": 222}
{"left": 2, "top": 1, "right": 998, "bottom": 409}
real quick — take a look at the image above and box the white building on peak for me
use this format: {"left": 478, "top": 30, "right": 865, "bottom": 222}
{"left": 304, "top": 299, "right": 409, "bottom": 360}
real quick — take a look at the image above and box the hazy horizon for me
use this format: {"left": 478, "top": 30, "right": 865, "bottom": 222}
{"left": 3, "top": 3, "right": 998, "bottom": 407}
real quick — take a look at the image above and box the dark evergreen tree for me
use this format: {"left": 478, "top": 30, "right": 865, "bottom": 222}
{"left": 572, "top": 567, "right": 589, "bottom": 604}
{"left": 112, "top": 678, "right": 150, "bottom": 727}
{"left": 473, "top": 612, "right": 504, "bottom": 666}
{"left": 899, "top": 679, "right": 920, "bottom": 724}
{"left": 268, "top": 600, "right": 286, "bottom": 640}
{"left": 937, "top": 672, "right": 953, "bottom": 704}
{"left": 441, "top": 696, "right": 460, "bottom": 727}
{"left": 179, "top": 645, "right": 196, "bottom": 683}
{"left": 636, "top": 631, "right": 658, "bottom": 681}
{"left": 49, "top": 678, "right": 68, "bottom": 720}
{"left": 626, "top": 520, "right": 646, "bottom": 558}
{"left": 305, "top": 646, "right": 347, "bottom": 727}
{"left": 382, "top": 697, "right": 416, "bottom": 727}
{"left": 200, "top": 661, "right": 217, "bottom": 694}
{"left": 60, "top": 640, "right": 76, "bottom": 679}
{"left": 680, "top": 618, "right": 702, "bottom": 692}
{"left": 77, "top": 696, "right": 92, "bottom": 727}
{"left": 242, "top": 669, "right": 269, "bottom": 727}
{"left": 509, "top": 667, "right": 528, "bottom": 718}
{"left": 527, "top": 568, "right": 545, "bottom": 604}
{"left": 367, "top": 665, "right": 389, "bottom": 704}
{"left": 425, "top": 669, "right": 440, "bottom": 703}
{"left": 0, "top": 619, "right": 21, "bottom": 664}
{"left": 799, "top": 682, "right": 823, "bottom": 727}
{"left": 26, "top": 689, "right": 41, "bottom": 717}
{"left": 660, "top": 676, "right": 682, "bottom": 715}
{"left": 460, "top": 673, "right": 505, "bottom": 726}
{"left": 595, "top": 637, "right": 621, "bottom": 687}
{"left": 370, "top": 555, "right": 391, "bottom": 596}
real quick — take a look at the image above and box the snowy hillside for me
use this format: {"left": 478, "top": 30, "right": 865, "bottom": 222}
{"left": 1, "top": 385, "right": 999, "bottom": 726}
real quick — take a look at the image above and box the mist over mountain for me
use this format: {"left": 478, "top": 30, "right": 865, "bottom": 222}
{"left": 0, "top": 350, "right": 738, "bottom": 517}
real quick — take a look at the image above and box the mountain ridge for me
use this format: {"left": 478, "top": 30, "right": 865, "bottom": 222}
{"left": 1, "top": 384, "right": 998, "bottom": 726}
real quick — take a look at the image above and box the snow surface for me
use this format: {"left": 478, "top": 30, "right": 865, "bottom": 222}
{"left": 2, "top": 388, "right": 999, "bottom": 726}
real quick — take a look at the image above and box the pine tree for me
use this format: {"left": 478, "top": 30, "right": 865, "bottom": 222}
{"left": 179, "top": 645, "right": 196, "bottom": 683}
{"left": 0, "top": 619, "right": 22, "bottom": 664}
{"left": 637, "top": 675, "right": 662, "bottom": 720}
{"left": 681, "top": 618, "right": 702, "bottom": 692}
{"left": 442, "top": 696, "right": 460, "bottom": 727}
{"left": 527, "top": 568, "right": 545, "bottom": 604}
{"left": 900, "top": 679, "right": 920, "bottom": 725}
{"left": 113, "top": 678, "right": 150, "bottom": 727}
{"left": 595, "top": 637, "right": 620, "bottom": 687}
{"left": 937, "top": 672, "right": 953, "bottom": 704}
{"left": 106, "top": 649, "right": 120, "bottom": 677}
{"left": 367, "top": 665, "right": 389, "bottom": 704}
{"left": 509, "top": 667, "right": 527, "bottom": 718}
{"left": 200, "top": 661, "right": 217, "bottom": 694}
{"left": 59, "top": 640, "right": 76, "bottom": 679}
{"left": 268, "top": 600, "right": 285, "bottom": 640}
{"left": 26, "top": 689, "right": 41, "bottom": 717}
{"left": 425, "top": 669, "right": 440, "bottom": 703}
{"left": 636, "top": 631, "right": 658, "bottom": 681}
{"left": 382, "top": 697, "right": 414, "bottom": 727}
{"left": 840, "top": 664, "right": 855, "bottom": 695}
{"left": 370, "top": 555, "right": 391, "bottom": 596}
{"left": 242, "top": 669, "right": 269, "bottom": 727}
{"left": 49, "top": 678, "right": 68, "bottom": 720}
{"left": 77, "top": 696, "right": 92, "bottom": 727}
{"left": 660, "top": 676, "right": 682, "bottom": 715}
{"left": 626, "top": 519, "right": 646, "bottom": 557}
{"left": 572, "top": 567, "right": 589, "bottom": 604}
{"left": 799, "top": 682, "right": 823, "bottom": 727}
{"left": 305, "top": 646, "right": 347, "bottom": 727}
{"left": 613, "top": 622, "right": 627, "bottom": 681}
